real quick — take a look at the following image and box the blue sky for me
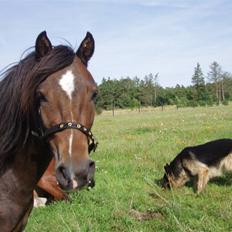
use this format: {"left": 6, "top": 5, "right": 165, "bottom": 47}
{"left": 0, "top": 0, "right": 231, "bottom": 87}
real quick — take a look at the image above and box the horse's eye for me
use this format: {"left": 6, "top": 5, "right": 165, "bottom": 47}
{"left": 91, "top": 91, "right": 98, "bottom": 101}
{"left": 37, "top": 92, "right": 47, "bottom": 102}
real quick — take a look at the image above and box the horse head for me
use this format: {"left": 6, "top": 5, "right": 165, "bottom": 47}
{"left": 35, "top": 31, "right": 97, "bottom": 190}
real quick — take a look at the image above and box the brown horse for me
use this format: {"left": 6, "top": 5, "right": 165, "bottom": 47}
{"left": 35, "top": 158, "right": 68, "bottom": 203}
{"left": 0, "top": 31, "right": 98, "bottom": 231}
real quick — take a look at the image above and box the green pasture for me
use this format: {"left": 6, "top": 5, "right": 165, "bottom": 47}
{"left": 26, "top": 105, "right": 232, "bottom": 232}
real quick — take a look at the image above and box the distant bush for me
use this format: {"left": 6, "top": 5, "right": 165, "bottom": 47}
{"left": 222, "top": 100, "right": 229, "bottom": 105}
{"left": 95, "top": 107, "right": 103, "bottom": 115}
{"left": 187, "top": 101, "right": 198, "bottom": 107}
{"left": 198, "top": 101, "right": 207, "bottom": 106}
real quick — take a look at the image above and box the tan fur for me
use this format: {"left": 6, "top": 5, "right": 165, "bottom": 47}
{"left": 179, "top": 152, "right": 232, "bottom": 193}
{"left": 168, "top": 170, "right": 189, "bottom": 189}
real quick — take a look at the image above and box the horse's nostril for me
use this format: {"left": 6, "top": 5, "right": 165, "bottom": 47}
{"left": 58, "top": 166, "right": 66, "bottom": 178}
{"left": 56, "top": 165, "right": 71, "bottom": 183}
{"left": 89, "top": 160, "right": 95, "bottom": 168}
{"left": 56, "top": 165, "right": 74, "bottom": 190}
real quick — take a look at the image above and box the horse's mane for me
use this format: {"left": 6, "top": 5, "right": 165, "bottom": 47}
{"left": 0, "top": 45, "right": 75, "bottom": 167}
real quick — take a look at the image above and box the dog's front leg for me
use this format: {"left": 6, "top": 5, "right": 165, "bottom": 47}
{"left": 196, "top": 168, "right": 209, "bottom": 194}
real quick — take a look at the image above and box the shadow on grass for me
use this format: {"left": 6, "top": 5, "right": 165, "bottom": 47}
{"left": 154, "top": 177, "right": 195, "bottom": 189}
{"left": 210, "top": 173, "right": 232, "bottom": 186}
{"left": 154, "top": 173, "right": 232, "bottom": 193}
{"left": 154, "top": 178, "right": 163, "bottom": 186}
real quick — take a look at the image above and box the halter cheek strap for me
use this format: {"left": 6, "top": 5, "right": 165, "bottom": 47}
{"left": 31, "top": 122, "right": 98, "bottom": 153}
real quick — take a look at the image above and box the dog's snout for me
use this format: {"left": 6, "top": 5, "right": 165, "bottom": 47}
{"left": 161, "top": 174, "right": 171, "bottom": 189}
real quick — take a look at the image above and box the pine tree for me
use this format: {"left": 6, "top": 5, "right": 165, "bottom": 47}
{"left": 191, "top": 63, "right": 206, "bottom": 103}
{"left": 208, "top": 61, "right": 222, "bottom": 104}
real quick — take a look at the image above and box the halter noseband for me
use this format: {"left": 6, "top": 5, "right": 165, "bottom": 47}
{"left": 32, "top": 122, "right": 98, "bottom": 153}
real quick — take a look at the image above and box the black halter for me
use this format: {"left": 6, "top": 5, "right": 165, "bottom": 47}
{"left": 31, "top": 122, "right": 98, "bottom": 153}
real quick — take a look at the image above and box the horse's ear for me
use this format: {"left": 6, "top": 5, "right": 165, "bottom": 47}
{"left": 35, "top": 31, "right": 52, "bottom": 59}
{"left": 76, "top": 32, "right": 95, "bottom": 66}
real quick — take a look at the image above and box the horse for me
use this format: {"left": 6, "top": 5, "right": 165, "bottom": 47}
{"left": 0, "top": 31, "right": 98, "bottom": 231}
{"left": 35, "top": 158, "right": 69, "bottom": 203}
{"left": 35, "top": 157, "right": 76, "bottom": 204}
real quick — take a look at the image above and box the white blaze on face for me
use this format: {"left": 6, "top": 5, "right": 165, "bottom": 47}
{"left": 59, "top": 70, "right": 75, "bottom": 157}
{"left": 69, "top": 131, "right": 73, "bottom": 157}
{"left": 59, "top": 70, "right": 75, "bottom": 99}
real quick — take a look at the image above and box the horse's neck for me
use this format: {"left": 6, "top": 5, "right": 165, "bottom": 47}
{"left": 0, "top": 138, "right": 52, "bottom": 231}
{"left": 12, "top": 138, "right": 52, "bottom": 192}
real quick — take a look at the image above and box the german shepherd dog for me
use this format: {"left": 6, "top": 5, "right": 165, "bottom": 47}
{"left": 162, "top": 139, "right": 232, "bottom": 193}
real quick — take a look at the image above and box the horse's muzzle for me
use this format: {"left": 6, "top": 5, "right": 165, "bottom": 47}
{"left": 56, "top": 159, "right": 96, "bottom": 191}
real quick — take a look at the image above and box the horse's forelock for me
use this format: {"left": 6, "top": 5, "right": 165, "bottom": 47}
{"left": 20, "top": 45, "right": 75, "bottom": 112}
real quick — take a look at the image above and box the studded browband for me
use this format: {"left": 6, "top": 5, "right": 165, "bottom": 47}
{"left": 31, "top": 122, "right": 98, "bottom": 153}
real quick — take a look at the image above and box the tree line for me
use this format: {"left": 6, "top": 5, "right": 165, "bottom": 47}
{"left": 95, "top": 61, "right": 232, "bottom": 112}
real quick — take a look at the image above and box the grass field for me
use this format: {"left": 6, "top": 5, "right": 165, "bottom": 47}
{"left": 26, "top": 105, "right": 232, "bottom": 232}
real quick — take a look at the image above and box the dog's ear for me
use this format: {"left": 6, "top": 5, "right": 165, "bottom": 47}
{"left": 164, "top": 163, "right": 169, "bottom": 173}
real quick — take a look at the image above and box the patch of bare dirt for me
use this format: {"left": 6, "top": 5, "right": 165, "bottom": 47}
{"left": 129, "top": 209, "right": 164, "bottom": 221}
